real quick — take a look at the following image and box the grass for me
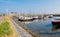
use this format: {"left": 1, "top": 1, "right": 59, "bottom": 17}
{"left": 0, "top": 17, "right": 12, "bottom": 37}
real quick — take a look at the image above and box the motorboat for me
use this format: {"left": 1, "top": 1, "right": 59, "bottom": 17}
{"left": 18, "top": 17, "right": 35, "bottom": 22}
{"left": 52, "top": 17, "right": 60, "bottom": 26}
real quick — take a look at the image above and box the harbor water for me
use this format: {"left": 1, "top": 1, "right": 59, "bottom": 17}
{"left": 24, "top": 17, "right": 60, "bottom": 37}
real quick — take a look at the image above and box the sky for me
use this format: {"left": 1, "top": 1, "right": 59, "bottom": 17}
{"left": 0, "top": 0, "right": 60, "bottom": 14}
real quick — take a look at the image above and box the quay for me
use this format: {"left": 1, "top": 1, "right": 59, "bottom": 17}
{"left": 11, "top": 16, "right": 41, "bottom": 37}
{"left": 8, "top": 13, "right": 60, "bottom": 37}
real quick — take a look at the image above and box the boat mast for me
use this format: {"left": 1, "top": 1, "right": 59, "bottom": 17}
{"left": 6, "top": 8, "right": 9, "bottom": 15}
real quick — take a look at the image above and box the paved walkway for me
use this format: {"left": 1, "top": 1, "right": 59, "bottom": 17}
{"left": 11, "top": 18, "right": 33, "bottom": 37}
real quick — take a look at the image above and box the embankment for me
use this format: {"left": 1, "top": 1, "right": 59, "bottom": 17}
{"left": 12, "top": 16, "right": 41, "bottom": 37}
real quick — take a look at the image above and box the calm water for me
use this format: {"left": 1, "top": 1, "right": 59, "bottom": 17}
{"left": 24, "top": 18, "right": 60, "bottom": 37}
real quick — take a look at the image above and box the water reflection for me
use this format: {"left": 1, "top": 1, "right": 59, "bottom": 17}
{"left": 52, "top": 25, "right": 60, "bottom": 31}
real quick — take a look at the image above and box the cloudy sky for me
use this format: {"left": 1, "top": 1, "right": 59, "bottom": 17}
{"left": 0, "top": 0, "right": 60, "bottom": 14}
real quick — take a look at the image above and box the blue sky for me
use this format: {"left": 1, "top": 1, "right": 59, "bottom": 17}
{"left": 0, "top": 0, "right": 60, "bottom": 14}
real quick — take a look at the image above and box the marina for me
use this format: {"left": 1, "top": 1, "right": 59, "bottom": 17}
{"left": 11, "top": 13, "right": 60, "bottom": 37}
{"left": 1, "top": 0, "right": 60, "bottom": 37}
{"left": 19, "top": 16, "right": 60, "bottom": 37}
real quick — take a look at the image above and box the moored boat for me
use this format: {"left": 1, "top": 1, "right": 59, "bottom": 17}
{"left": 52, "top": 17, "right": 60, "bottom": 26}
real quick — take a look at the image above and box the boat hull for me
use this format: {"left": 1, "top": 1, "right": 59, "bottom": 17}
{"left": 18, "top": 18, "right": 34, "bottom": 22}
{"left": 52, "top": 22, "right": 60, "bottom": 26}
